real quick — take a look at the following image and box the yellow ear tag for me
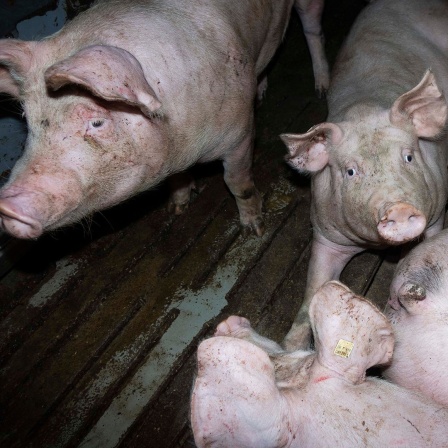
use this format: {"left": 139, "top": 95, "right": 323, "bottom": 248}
{"left": 334, "top": 339, "right": 354, "bottom": 358}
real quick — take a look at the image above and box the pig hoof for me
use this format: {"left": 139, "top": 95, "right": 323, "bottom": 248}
{"left": 244, "top": 217, "right": 265, "bottom": 237}
{"left": 215, "top": 315, "right": 252, "bottom": 337}
{"left": 167, "top": 199, "right": 189, "bottom": 215}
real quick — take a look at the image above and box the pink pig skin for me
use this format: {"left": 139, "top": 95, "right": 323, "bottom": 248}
{"left": 384, "top": 228, "right": 448, "bottom": 407}
{"left": 0, "top": 0, "right": 328, "bottom": 239}
{"left": 191, "top": 281, "right": 448, "bottom": 448}
{"left": 281, "top": 0, "right": 448, "bottom": 349}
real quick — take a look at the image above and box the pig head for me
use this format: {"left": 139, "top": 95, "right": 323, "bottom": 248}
{"left": 0, "top": 0, "right": 330, "bottom": 240}
{"left": 0, "top": 41, "right": 167, "bottom": 238}
{"left": 281, "top": 0, "right": 448, "bottom": 349}
{"left": 384, "top": 228, "right": 448, "bottom": 406}
{"left": 191, "top": 281, "right": 448, "bottom": 447}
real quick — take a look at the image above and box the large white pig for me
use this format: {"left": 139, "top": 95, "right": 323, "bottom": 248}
{"left": 384, "top": 228, "right": 448, "bottom": 407}
{"left": 281, "top": 0, "right": 448, "bottom": 348}
{"left": 0, "top": 0, "right": 329, "bottom": 239}
{"left": 191, "top": 281, "right": 448, "bottom": 448}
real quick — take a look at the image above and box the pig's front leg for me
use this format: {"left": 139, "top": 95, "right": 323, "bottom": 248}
{"left": 283, "top": 234, "right": 362, "bottom": 350}
{"left": 294, "top": 0, "right": 329, "bottom": 98}
{"left": 222, "top": 133, "right": 264, "bottom": 236}
{"left": 215, "top": 315, "right": 284, "bottom": 355}
{"left": 167, "top": 172, "right": 198, "bottom": 215}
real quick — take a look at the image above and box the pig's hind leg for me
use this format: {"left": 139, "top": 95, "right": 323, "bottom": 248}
{"left": 294, "top": 0, "right": 329, "bottom": 98}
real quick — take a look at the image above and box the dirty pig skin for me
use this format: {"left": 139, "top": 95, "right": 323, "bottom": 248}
{"left": 191, "top": 281, "right": 448, "bottom": 448}
{"left": 0, "top": 0, "right": 329, "bottom": 239}
{"left": 281, "top": 0, "right": 448, "bottom": 349}
{"left": 384, "top": 228, "right": 448, "bottom": 407}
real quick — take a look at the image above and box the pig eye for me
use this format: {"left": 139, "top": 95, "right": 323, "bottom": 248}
{"left": 91, "top": 119, "right": 105, "bottom": 128}
{"left": 404, "top": 154, "right": 413, "bottom": 163}
{"left": 346, "top": 168, "right": 357, "bottom": 177}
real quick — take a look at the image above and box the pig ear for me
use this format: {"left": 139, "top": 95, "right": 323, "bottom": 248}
{"left": 397, "top": 282, "right": 426, "bottom": 302}
{"left": 0, "top": 39, "right": 34, "bottom": 98}
{"left": 391, "top": 282, "right": 426, "bottom": 313}
{"left": 390, "top": 70, "right": 447, "bottom": 139}
{"left": 280, "top": 123, "right": 343, "bottom": 174}
{"left": 45, "top": 45, "right": 161, "bottom": 117}
{"left": 310, "top": 281, "right": 395, "bottom": 385}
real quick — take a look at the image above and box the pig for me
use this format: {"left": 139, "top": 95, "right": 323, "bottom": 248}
{"left": 191, "top": 281, "right": 448, "bottom": 448}
{"left": 280, "top": 0, "right": 448, "bottom": 349}
{"left": 384, "top": 228, "right": 448, "bottom": 407}
{"left": 0, "top": 0, "right": 329, "bottom": 240}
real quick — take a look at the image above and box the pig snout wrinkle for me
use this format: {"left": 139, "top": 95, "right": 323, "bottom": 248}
{"left": 0, "top": 199, "right": 43, "bottom": 239}
{"left": 377, "top": 203, "right": 426, "bottom": 244}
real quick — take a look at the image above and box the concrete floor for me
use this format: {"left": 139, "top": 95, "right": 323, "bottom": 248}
{"left": 0, "top": 1, "right": 398, "bottom": 446}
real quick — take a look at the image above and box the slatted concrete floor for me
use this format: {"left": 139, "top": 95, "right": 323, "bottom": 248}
{"left": 0, "top": 1, "right": 397, "bottom": 447}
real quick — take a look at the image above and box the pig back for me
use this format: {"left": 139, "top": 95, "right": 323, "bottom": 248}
{"left": 328, "top": 0, "right": 448, "bottom": 120}
{"left": 46, "top": 0, "right": 281, "bottom": 165}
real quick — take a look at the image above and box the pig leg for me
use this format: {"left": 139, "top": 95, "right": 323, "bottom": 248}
{"left": 167, "top": 172, "right": 198, "bottom": 215}
{"left": 222, "top": 133, "right": 264, "bottom": 236}
{"left": 215, "top": 315, "right": 284, "bottom": 355}
{"left": 283, "top": 235, "right": 362, "bottom": 350}
{"left": 191, "top": 337, "right": 294, "bottom": 448}
{"left": 215, "top": 316, "right": 315, "bottom": 389}
{"left": 256, "top": 74, "right": 268, "bottom": 105}
{"left": 294, "top": 0, "right": 329, "bottom": 98}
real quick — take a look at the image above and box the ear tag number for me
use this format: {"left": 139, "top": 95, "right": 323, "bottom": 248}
{"left": 334, "top": 339, "right": 354, "bottom": 358}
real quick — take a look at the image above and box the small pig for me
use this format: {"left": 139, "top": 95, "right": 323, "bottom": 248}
{"left": 0, "top": 0, "right": 328, "bottom": 240}
{"left": 191, "top": 281, "right": 448, "bottom": 448}
{"left": 281, "top": 0, "right": 448, "bottom": 349}
{"left": 384, "top": 228, "right": 448, "bottom": 407}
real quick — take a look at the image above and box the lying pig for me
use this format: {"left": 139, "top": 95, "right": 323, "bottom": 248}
{"left": 191, "top": 281, "right": 448, "bottom": 448}
{"left": 384, "top": 228, "right": 448, "bottom": 407}
{"left": 0, "top": 0, "right": 329, "bottom": 240}
{"left": 281, "top": 0, "right": 448, "bottom": 348}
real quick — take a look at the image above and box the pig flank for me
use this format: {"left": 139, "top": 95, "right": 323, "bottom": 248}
{"left": 0, "top": 0, "right": 329, "bottom": 238}
{"left": 281, "top": 0, "right": 448, "bottom": 349}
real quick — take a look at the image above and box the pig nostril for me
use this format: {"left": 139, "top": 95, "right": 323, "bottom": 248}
{"left": 377, "top": 203, "right": 426, "bottom": 244}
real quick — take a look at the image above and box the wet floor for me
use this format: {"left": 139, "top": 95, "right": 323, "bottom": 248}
{"left": 0, "top": 1, "right": 398, "bottom": 446}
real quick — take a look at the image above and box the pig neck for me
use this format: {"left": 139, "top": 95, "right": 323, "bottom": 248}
{"left": 309, "top": 356, "right": 365, "bottom": 386}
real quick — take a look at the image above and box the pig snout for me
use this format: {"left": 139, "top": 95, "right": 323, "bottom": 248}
{"left": 0, "top": 195, "right": 44, "bottom": 239}
{"left": 377, "top": 203, "right": 426, "bottom": 244}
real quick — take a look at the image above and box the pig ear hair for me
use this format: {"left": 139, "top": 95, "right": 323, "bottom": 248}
{"left": 45, "top": 45, "right": 162, "bottom": 118}
{"left": 280, "top": 123, "right": 343, "bottom": 174}
{"left": 0, "top": 39, "right": 35, "bottom": 98}
{"left": 390, "top": 70, "right": 447, "bottom": 139}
